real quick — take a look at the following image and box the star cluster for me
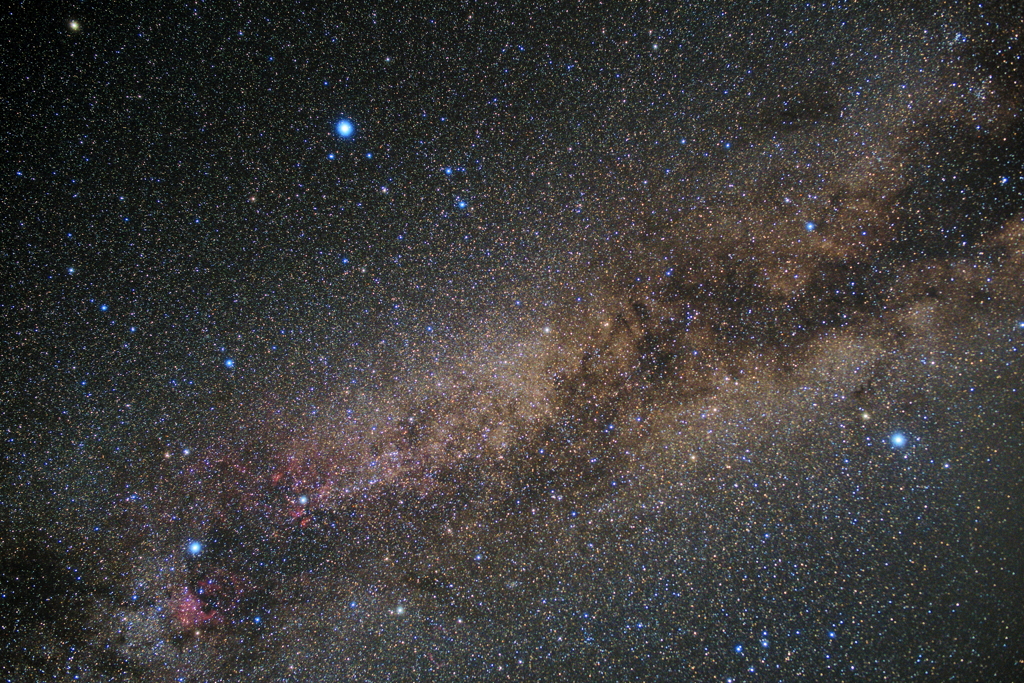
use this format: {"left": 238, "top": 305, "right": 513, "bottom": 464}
{"left": 2, "top": 1, "right": 1024, "bottom": 681}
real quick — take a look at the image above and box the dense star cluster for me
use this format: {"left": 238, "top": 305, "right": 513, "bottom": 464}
{"left": 3, "top": 1, "right": 1024, "bottom": 681}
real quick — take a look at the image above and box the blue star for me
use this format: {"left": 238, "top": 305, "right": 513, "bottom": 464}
{"left": 805, "top": 221, "right": 816, "bottom": 232}
{"left": 224, "top": 358, "right": 235, "bottom": 369}
{"left": 188, "top": 541, "right": 203, "bottom": 556}
{"left": 890, "top": 432, "right": 907, "bottom": 448}
{"left": 335, "top": 118, "right": 355, "bottom": 138}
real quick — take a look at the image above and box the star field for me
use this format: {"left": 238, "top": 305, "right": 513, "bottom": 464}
{"left": 2, "top": 1, "right": 1024, "bottom": 681}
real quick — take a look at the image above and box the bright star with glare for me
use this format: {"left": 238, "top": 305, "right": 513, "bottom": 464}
{"left": 335, "top": 118, "right": 354, "bottom": 138}
{"left": 69, "top": 20, "right": 80, "bottom": 31}
{"left": 805, "top": 221, "right": 816, "bottom": 232}
{"left": 224, "top": 358, "right": 235, "bottom": 369}
{"left": 188, "top": 541, "right": 203, "bottom": 555}
{"left": 890, "top": 432, "right": 907, "bottom": 448}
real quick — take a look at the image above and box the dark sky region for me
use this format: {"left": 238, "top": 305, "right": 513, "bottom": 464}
{"left": 2, "top": 1, "right": 1023, "bottom": 681}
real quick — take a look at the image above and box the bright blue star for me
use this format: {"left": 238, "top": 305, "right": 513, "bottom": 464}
{"left": 335, "top": 118, "right": 355, "bottom": 138}
{"left": 224, "top": 358, "right": 235, "bottom": 369}
{"left": 890, "top": 432, "right": 907, "bottom": 448}
{"left": 456, "top": 199, "right": 468, "bottom": 209}
{"left": 805, "top": 221, "right": 816, "bottom": 232}
{"left": 188, "top": 541, "right": 203, "bottom": 555}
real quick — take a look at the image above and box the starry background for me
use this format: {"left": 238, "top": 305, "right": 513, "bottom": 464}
{"left": 2, "top": 1, "right": 1024, "bottom": 681}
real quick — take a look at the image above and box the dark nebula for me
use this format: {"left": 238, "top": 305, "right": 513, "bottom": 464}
{"left": 3, "top": 1, "right": 1024, "bottom": 681}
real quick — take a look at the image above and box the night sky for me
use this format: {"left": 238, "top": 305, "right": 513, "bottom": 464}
{"left": 3, "top": 1, "right": 1024, "bottom": 681}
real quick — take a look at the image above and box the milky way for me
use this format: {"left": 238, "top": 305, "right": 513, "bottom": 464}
{"left": 3, "top": 2, "right": 1024, "bottom": 681}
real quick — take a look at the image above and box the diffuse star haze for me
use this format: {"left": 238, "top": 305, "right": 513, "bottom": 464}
{"left": 2, "top": 2, "right": 1023, "bottom": 681}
